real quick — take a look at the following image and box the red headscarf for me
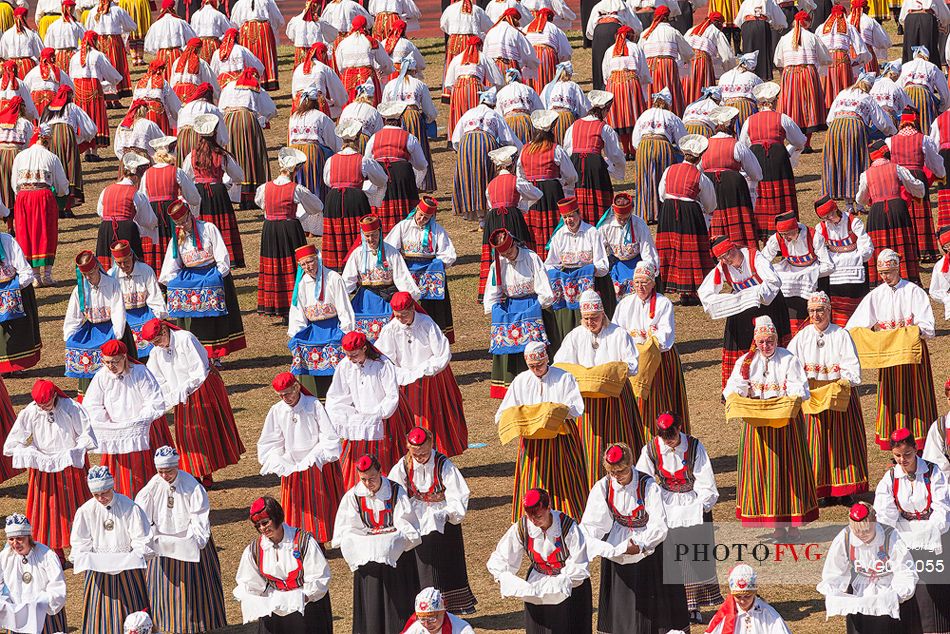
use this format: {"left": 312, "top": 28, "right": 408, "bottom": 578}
{"left": 0, "top": 96, "right": 22, "bottom": 129}
{"left": 612, "top": 25, "right": 634, "bottom": 56}
{"left": 175, "top": 37, "right": 202, "bottom": 74}
{"left": 186, "top": 81, "right": 213, "bottom": 102}
{"left": 0, "top": 61, "right": 18, "bottom": 91}
{"left": 13, "top": 7, "right": 27, "bottom": 33}
{"left": 302, "top": 42, "right": 329, "bottom": 74}
{"left": 385, "top": 19, "right": 407, "bottom": 54}
{"left": 694, "top": 10, "right": 723, "bottom": 35}
{"left": 139, "top": 58, "right": 166, "bottom": 89}
{"left": 120, "top": 99, "right": 149, "bottom": 129}
{"left": 39, "top": 48, "right": 59, "bottom": 81}
{"left": 95, "top": 0, "right": 111, "bottom": 20}
{"left": 351, "top": 14, "right": 368, "bottom": 34}
{"left": 31, "top": 380, "right": 66, "bottom": 405}
{"left": 641, "top": 4, "right": 671, "bottom": 39}
{"left": 823, "top": 3, "right": 847, "bottom": 34}
{"left": 850, "top": 0, "right": 867, "bottom": 26}
{"left": 791, "top": 10, "right": 809, "bottom": 49}
{"left": 461, "top": 35, "right": 481, "bottom": 65}
{"left": 457, "top": 0, "right": 473, "bottom": 15}
{"left": 160, "top": 0, "right": 178, "bottom": 17}
{"left": 497, "top": 7, "right": 520, "bottom": 25}
{"left": 527, "top": 7, "right": 553, "bottom": 33}
{"left": 303, "top": 0, "right": 320, "bottom": 20}
{"left": 218, "top": 27, "right": 238, "bottom": 60}
{"left": 235, "top": 67, "right": 260, "bottom": 91}
{"left": 80, "top": 31, "right": 99, "bottom": 67}
{"left": 61, "top": 0, "right": 76, "bottom": 23}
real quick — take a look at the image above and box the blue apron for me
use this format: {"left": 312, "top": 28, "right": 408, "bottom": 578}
{"left": 166, "top": 264, "right": 227, "bottom": 318}
{"left": 406, "top": 258, "right": 446, "bottom": 300}
{"left": 490, "top": 295, "right": 549, "bottom": 354}
{"left": 126, "top": 305, "right": 156, "bottom": 357}
{"left": 64, "top": 321, "right": 114, "bottom": 378}
{"left": 609, "top": 256, "right": 642, "bottom": 301}
{"left": 352, "top": 286, "right": 392, "bottom": 342}
{"left": 0, "top": 277, "right": 24, "bottom": 323}
{"left": 288, "top": 316, "right": 346, "bottom": 376}
{"left": 547, "top": 264, "right": 596, "bottom": 311}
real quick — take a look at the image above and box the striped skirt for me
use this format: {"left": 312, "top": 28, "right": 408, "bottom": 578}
{"left": 442, "top": 34, "right": 468, "bottom": 97}
{"left": 907, "top": 85, "right": 939, "bottom": 145}
{"left": 154, "top": 48, "right": 180, "bottom": 78}
{"left": 605, "top": 69, "right": 646, "bottom": 134}
{"left": 709, "top": 169, "right": 757, "bottom": 249}
{"left": 374, "top": 160, "right": 419, "bottom": 233}
{"left": 806, "top": 388, "right": 869, "bottom": 498}
{"left": 905, "top": 168, "right": 938, "bottom": 262}
{"left": 281, "top": 461, "right": 345, "bottom": 543}
{"left": 577, "top": 382, "right": 643, "bottom": 490}
{"left": 198, "top": 37, "right": 219, "bottom": 63}
{"left": 54, "top": 48, "right": 74, "bottom": 71}
{"left": 512, "top": 420, "right": 589, "bottom": 522}
{"left": 638, "top": 346, "right": 691, "bottom": 436}
{"left": 736, "top": 414, "right": 819, "bottom": 527}
{"left": 866, "top": 198, "right": 920, "bottom": 284}
{"left": 372, "top": 11, "right": 398, "bottom": 39}
{"left": 684, "top": 50, "right": 715, "bottom": 105}
{"left": 822, "top": 51, "right": 854, "bottom": 109}
{"left": 197, "top": 182, "right": 244, "bottom": 268}
{"left": 291, "top": 142, "right": 330, "bottom": 202}
{"left": 49, "top": 122, "right": 83, "bottom": 205}
{"left": 225, "top": 108, "right": 271, "bottom": 209}
{"left": 401, "top": 366, "right": 468, "bottom": 457}
{"left": 339, "top": 396, "right": 414, "bottom": 489}
{"left": 822, "top": 116, "right": 867, "bottom": 200}
{"left": 526, "top": 179, "right": 565, "bottom": 260}
{"left": 32, "top": 88, "right": 54, "bottom": 118}
{"left": 73, "top": 77, "right": 109, "bottom": 148}
{"left": 258, "top": 218, "right": 308, "bottom": 316}
{"left": 147, "top": 540, "right": 227, "bottom": 634}
{"left": 752, "top": 142, "right": 798, "bottom": 239}
{"left": 657, "top": 199, "right": 714, "bottom": 295}
{"left": 322, "top": 187, "right": 370, "bottom": 270}
{"left": 102, "top": 417, "right": 175, "bottom": 498}
{"left": 529, "top": 44, "right": 559, "bottom": 94}
{"left": 780, "top": 65, "right": 827, "bottom": 133}
{"left": 647, "top": 56, "right": 685, "bottom": 116}
{"left": 632, "top": 137, "right": 674, "bottom": 222}
{"left": 504, "top": 111, "right": 534, "bottom": 146}
{"left": 176, "top": 127, "right": 198, "bottom": 166}
{"left": 452, "top": 130, "right": 498, "bottom": 222}
{"left": 81, "top": 569, "right": 150, "bottom": 634}
{"left": 0, "top": 146, "right": 14, "bottom": 213}
{"left": 722, "top": 97, "right": 757, "bottom": 131}
{"left": 98, "top": 34, "right": 131, "bottom": 97}
{"left": 875, "top": 342, "right": 937, "bottom": 450}
{"left": 402, "top": 106, "right": 436, "bottom": 192}
{"left": 174, "top": 369, "right": 245, "bottom": 478}
{"left": 685, "top": 121, "right": 713, "bottom": 137}
{"left": 239, "top": 20, "right": 279, "bottom": 90}
{"left": 448, "top": 75, "right": 480, "bottom": 140}
{"left": 26, "top": 465, "right": 90, "bottom": 550}
{"left": 552, "top": 109, "right": 577, "bottom": 145}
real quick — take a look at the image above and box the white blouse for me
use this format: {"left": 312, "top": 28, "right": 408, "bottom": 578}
{"left": 4, "top": 397, "right": 96, "bottom": 473}
{"left": 787, "top": 323, "right": 861, "bottom": 384}
{"left": 82, "top": 364, "right": 167, "bottom": 454}
{"left": 134, "top": 470, "right": 211, "bottom": 563}
{"left": 145, "top": 329, "right": 211, "bottom": 407}
{"left": 613, "top": 291, "right": 676, "bottom": 351}
{"left": 723, "top": 347, "right": 809, "bottom": 400}
{"left": 70, "top": 493, "right": 154, "bottom": 573}
{"left": 846, "top": 279, "right": 935, "bottom": 338}
{"left": 637, "top": 433, "right": 719, "bottom": 524}
{"left": 495, "top": 366, "right": 585, "bottom": 422}
{"left": 258, "top": 394, "right": 342, "bottom": 478}
{"left": 544, "top": 222, "right": 608, "bottom": 276}
{"left": 63, "top": 272, "right": 127, "bottom": 340}
{"left": 375, "top": 312, "right": 452, "bottom": 385}
{"left": 385, "top": 217, "right": 457, "bottom": 265}
{"left": 388, "top": 449, "right": 470, "bottom": 535}
{"left": 0, "top": 543, "right": 66, "bottom": 617}
{"left": 325, "top": 357, "right": 401, "bottom": 441}
{"left": 874, "top": 460, "right": 950, "bottom": 553}
{"left": 287, "top": 266, "right": 355, "bottom": 335}
{"left": 580, "top": 471, "right": 668, "bottom": 564}
{"left": 483, "top": 247, "right": 555, "bottom": 313}
{"left": 553, "top": 322, "right": 638, "bottom": 376}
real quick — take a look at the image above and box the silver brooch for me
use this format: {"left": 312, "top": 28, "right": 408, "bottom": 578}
{"left": 103, "top": 519, "right": 114, "bottom": 531}
{"left": 21, "top": 571, "right": 31, "bottom": 584}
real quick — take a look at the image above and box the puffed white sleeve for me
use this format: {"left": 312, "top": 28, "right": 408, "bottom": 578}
{"left": 442, "top": 459, "right": 470, "bottom": 523}
{"left": 914, "top": 284, "right": 936, "bottom": 338}
{"left": 693, "top": 443, "right": 719, "bottom": 510}
{"left": 68, "top": 507, "right": 93, "bottom": 561}
{"left": 40, "top": 550, "right": 67, "bottom": 615}
{"left": 873, "top": 470, "right": 901, "bottom": 528}
{"left": 486, "top": 523, "right": 525, "bottom": 582}
{"left": 636, "top": 479, "right": 669, "bottom": 552}
{"left": 176, "top": 168, "right": 202, "bottom": 208}
{"left": 207, "top": 224, "right": 232, "bottom": 277}
{"left": 579, "top": 482, "right": 623, "bottom": 558}
{"left": 234, "top": 543, "right": 269, "bottom": 597}
{"left": 652, "top": 295, "right": 676, "bottom": 351}
{"left": 389, "top": 250, "right": 422, "bottom": 299}
{"left": 723, "top": 352, "right": 752, "bottom": 398}
{"left": 923, "top": 419, "right": 950, "bottom": 475}
{"left": 815, "top": 529, "right": 854, "bottom": 597}
{"left": 393, "top": 487, "right": 422, "bottom": 546}
{"left": 129, "top": 502, "right": 156, "bottom": 560}
{"left": 186, "top": 482, "right": 212, "bottom": 550}
{"left": 63, "top": 288, "right": 85, "bottom": 341}
{"left": 257, "top": 407, "right": 289, "bottom": 476}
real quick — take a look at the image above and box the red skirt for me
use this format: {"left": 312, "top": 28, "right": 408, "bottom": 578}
{"left": 646, "top": 56, "right": 685, "bottom": 116}
{"left": 528, "top": 44, "right": 559, "bottom": 94}
{"left": 155, "top": 48, "right": 181, "bottom": 79}
{"left": 281, "top": 462, "right": 345, "bottom": 543}
{"left": 73, "top": 77, "right": 109, "bottom": 149}
{"left": 656, "top": 198, "right": 714, "bottom": 294}
{"left": 174, "top": 369, "right": 245, "bottom": 478}
{"left": 400, "top": 366, "right": 468, "bottom": 457}
{"left": 605, "top": 69, "right": 646, "bottom": 133}
{"left": 13, "top": 188, "right": 58, "bottom": 267}
{"left": 372, "top": 11, "right": 398, "bottom": 39}
{"left": 448, "top": 75, "right": 480, "bottom": 139}
{"left": 54, "top": 49, "right": 74, "bottom": 70}
{"left": 10, "top": 57, "right": 36, "bottom": 81}
{"left": 98, "top": 33, "right": 132, "bottom": 96}
{"left": 779, "top": 65, "right": 827, "bottom": 133}
{"left": 0, "top": 377, "right": 20, "bottom": 483}
{"left": 339, "top": 396, "right": 415, "bottom": 489}
{"left": 442, "top": 34, "right": 467, "bottom": 97}
{"left": 198, "top": 37, "right": 219, "bottom": 63}
{"left": 102, "top": 417, "right": 175, "bottom": 497}
{"left": 26, "top": 465, "right": 91, "bottom": 550}
{"left": 822, "top": 51, "right": 854, "bottom": 109}
{"left": 905, "top": 170, "right": 938, "bottom": 261}
{"left": 239, "top": 20, "right": 279, "bottom": 90}
{"left": 340, "top": 65, "right": 380, "bottom": 106}
{"left": 684, "top": 50, "right": 714, "bottom": 105}
{"left": 142, "top": 98, "right": 172, "bottom": 135}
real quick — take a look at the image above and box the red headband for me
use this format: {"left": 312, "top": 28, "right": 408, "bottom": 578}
{"left": 360, "top": 215, "right": 381, "bottom": 233}
{"left": 711, "top": 238, "right": 735, "bottom": 258}
{"left": 76, "top": 251, "right": 97, "bottom": 273}
{"left": 110, "top": 240, "right": 132, "bottom": 258}
{"left": 295, "top": 244, "right": 318, "bottom": 261}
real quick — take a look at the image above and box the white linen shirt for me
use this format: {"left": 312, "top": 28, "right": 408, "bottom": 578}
{"left": 258, "top": 394, "right": 342, "bottom": 478}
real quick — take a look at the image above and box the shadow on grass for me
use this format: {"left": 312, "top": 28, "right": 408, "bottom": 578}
{"left": 467, "top": 610, "right": 524, "bottom": 630}
{"left": 767, "top": 598, "right": 826, "bottom": 623}
{"left": 460, "top": 461, "right": 515, "bottom": 479}
{"left": 468, "top": 495, "right": 511, "bottom": 512}
{"left": 710, "top": 454, "right": 737, "bottom": 475}
{"left": 682, "top": 359, "right": 722, "bottom": 372}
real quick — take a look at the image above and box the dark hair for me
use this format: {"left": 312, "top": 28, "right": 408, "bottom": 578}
{"left": 295, "top": 97, "right": 320, "bottom": 116}
{"left": 255, "top": 496, "right": 284, "bottom": 526}
{"left": 193, "top": 135, "right": 225, "bottom": 173}
{"left": 890, "top": 435, "right": 918, "bottom": 452}
{"left": 588, "top": 105, "right": 607, "bottom": 120}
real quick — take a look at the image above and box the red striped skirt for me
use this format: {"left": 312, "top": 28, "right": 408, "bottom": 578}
{"left": 281, "top": 461, "right": 345, "bottom": 543}
{"left": 646, "top": 56, "right": 685, "bottom": 116}
{"left": 54, "top": 49, "right": 74, "bottom": 70}
{"left": 875, "top": 342, "right": 937, "bottom": 450}
{"left": 493, "top": 57, "right": 519, "bottom": 78}
{"left": 339, "top": 396, "right": 414, "bottom": 489}
{"left": 341, "top": 65, "right": 380, "bottom": 106}
{"left": 938, "top": 176, "right": 950, "bottom": 228}
{"left": 512, "top": 420, "right": 588, "bottom": 522}
{"left": 751, "top": 142, "right": 798, "bottom": 239}
{"left": 372, "top": 11, "right": 398, "bottom": 39}
{"left": 101, "top": 417, "right": 175, "bottom": 497}
{"left": 866, "top": 198, "right": 920, "bottom": 283}
{"left": 905, "top": 170, "right": 938, "bottom": 261}
{"left": 723, "top": 97, "right": 757, "bottom": 130}
{"left": 73, "top": 77, "right": 109, "bottom": 148}
{"left": 155, "top": 47, "right": 181, "bottom": 79}
{"left": 708, "top": 169, "right": 758, "bottom": 249}
{"left": 198, "top": 37, "right": 219, "bottom": 63}
{"left": 779, "top": 65, "right": 827, "bottom": 133}
{"left": 400, "top": 366, "right": 468, "bottom": 457}
{"left": 239, "top": 20, "right": 279, "bottom": 90}
{"left": 605, "top": 69, "right": 646, "bottom": 133}
{"left": 448, "top": 75, "right": 480, "bottom": 139}
{"left": 822, "top": 51, "right": 854, "bottom": 109}
{"left": 13, "top": 188, "right": 58, "bottom": 267}
{"left": 32, "top": 89, "right": 54, "bottom": 117}
{"left": 638, "top": 346, "right": 691, "bottom": 436}
{"left": 572, "top": 153, "right": 613, "bottom": 225}
{"left": 528, "top": 44, "right": 558, "bottom": 94}
{"left": 10, "top": 57, "right": 35, "bottom": 82}
{"left": 684, "top": 50, "right": 714, "bottom": 105}
{"left": 577, "top": 382, "right": 642, "bottom": 490}
{"left": 142, "top": 98, "right": 172, "bottom": 135}
{"left": 174, "top": 369, "right": 245, "bottom": 478}
{"left": 442, "top": 34, "right": 467, "bottom": 98}
{"left": 26, "top": 465, "right": 90, "bottom": 550}
{"left": 98, "top": 33, "right": 132, "bottom": 95}
{"left": 806, "top": 388, "right": 869, "bottom": 498}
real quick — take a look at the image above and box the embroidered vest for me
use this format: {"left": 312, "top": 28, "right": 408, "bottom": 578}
{"left": 249, "top": 529, "right": 310, "bottom": 591}
{"left": 604, "top": 475, "right": 650, "bottom": 529}
{"left": 403, "top": 453, "right": 448, "bottom": 503}
{"left": 355, "top": 482, "right": 403, "bottom": 533}
{"left": 646, "top": 436, "right": 700, "bottom": 493}
{"left": 891, "top": 461, "right": 936, "bottom": 521}
{"left": 518, "top": 512, "right": 576, "bottom": 576}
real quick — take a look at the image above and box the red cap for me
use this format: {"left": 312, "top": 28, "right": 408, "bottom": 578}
{"left": 187, "top": 82, "right": 213, "bottom": 102}
{"left": 900, "top": 106, "right": 919, "bottom": 126}
{"left": 795, "top": 10, "right": 810, "bottom": 21}
{"left": 295, "top": 244, "right": 318, "bottom": 262}
{"left": 417, "top": 196, "right": 438, "bottom": 215}
{"left": 110, "top": 240, "right": 132, "bottom": 259}
{"left": 708, "top": 10, "right": 724, "bottom": 20}
{"left": 775, "top": 212, "right": 798, "bottom": 233}
{"left": 167, "top": 199, "right": 191, "bottom": 222}
{"left": 490, "top": 228, "right": 514, "bottom": 252}
{"left": 249, "top": 497, "right": 269, "bottom": 522}
{"left": 654, "top": 4, "right": 671, "bottom": 18}
{"left": 605, "top": 445, "right": 625, "bottom": 464}
{"left": 390, "top": 291, "right": 415, "bottom": 311}
{"left": 342, "top": 331, "right": 367, "bottom": 351}
{"left": 814, "top": 195, "right": 838, "bottom": 219}
{"left": 162, "top": 0, "right": 175, "bottom": 8}
{"left": 100, "top": 339, "right": 127, "bottom": 357}
{"left": 613, "top": 193, "right": 633, "bottom": 214}
{"left": 407, "top": 427, "right": 428, "bottom": 445}
{"left": 523, "top": 488, "right": 546, "bottom": 509}
{"left": 945, "top": 376, "right": 950, "bottom": 391}
{"left": 139, "top": 318, "right": 164, "bottom": 342}
{"left": 852, "top": 0, "right": 867, "bottom": 6}
{"left": 501, "top": 7, "right": 520, "bottom": 19}
{"left": 360, "top": 215, "right": 381, "bottom": 233}
{"left": 62, "top": 0, "right": 76, "bottom": 6}
{"left": 271, "top": 372, "right": 297, "bottom": 392}
{"left": 31, "top": 379, "right": 65, "bottom": 405}
{"left": 356, "top": 455, "right": 375, "bottom": 471}
{"left": 557, "top": 197, "right": 579, "bottom": 217}
{"left": 849, "top": 503, "right": 869, "bottom": 522}
{"left": 657, "top": 413, "right": 676, "bottom": 430}
{"left": 890, "top": 428, "right": 913, "bottom": 443}
{"left": 76, "top": 250, "right": 97, "bottom": 273}
{"left": 351, "top": 14, "right": 367, "bottom": 31}
{"left": 711, "top": 236, "right": 735, "bottom": 258}
{"left": 13, "top": 7, "right": 26, "bottom": 17}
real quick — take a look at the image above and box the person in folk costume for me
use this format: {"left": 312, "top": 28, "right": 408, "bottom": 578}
{"left": 25, "top": 48, "right": 75, "bottom": 120}
{"left": 322, "top": 0, "right": 372, "bottom": 64}
{"left": 285, "top": 0, "right": 337, "bottom": 69}
{"left": 640, "top": 6, "right": 692, "bottom": 117}
{"left": 599, "top": 24, "right": 653, "bottom": 160}
{"left": 762, "top": 211, "right": 833, "bottom": 335}
{"left": 738, "top": 82, "right": 805, "bottom": 239}
{"left": 379, "top": 57, "right": 436, "bottom": 195}
{"left": 482, "top": 8, "right": 539, "bottom": 80}
{"left": 851, "top": 0, "right": 891, "bottom": 73}
{"left": 83, "top": 338, "right": 174, "bottom": 496}
{"left": 168, "top": 38, "right": 217, "bottom": 104}
{"left": 44, "top": 0, "right": 86, "bottom": 69}
{"left": 888, "top": 106, "right": 945, "bottom": 264}
{"left": 340, "top": 82, "right": 384, "bottom": 153}
{"left": 69, "top": 30, "right": 122, "bottom": 160}
{"left": 0, "top": 215, "right": 30, "bottom": 365}
{"left": 133, "top": 446, "right": 227, "bottom": 634}
{"left": 218, "top": 70, "right": 275, "bottom": 210}
{"left": 108, "top": 240, "right": 168, "bottom": 360}
{"left": 818, "top": 4, "right": 870, "bottom": 112}
{"left": 789, "top": 291, "right": 869, "bottom": 506}
{"left": 452, "top": 88, "right": 522, "bottom": 224}
{"left": 368, "top": 0, "right": 421, "bottom": 41}
{"left": 630, "top": 89, "right": 686, "bottom": 224}
{"left": 699, "top": 236, "right": 791, "bottom": 388}
{"left": 813, "top": 196, "right": 873, "bottom": 327}
{"left": 70, "top": 466, "right": 153, "bottom": 634}
{"left": 0, "top": 97, "right": 32, "bottom": 227}
{"left": 36, "top": 0, "right": 65, "bottom": 39}
{"left": 402, "top": 587, "right": 476, "bottom": 633}
{"left": 931, "top": 227, "right": 950, "bottom": 322}
{"left": 83, "top": 1, "right": 136, "bottom": 102}
{"left": 683, "top": 85, "right": 722, "bottom": 137}
{"left": 287, "top": 244, "right": 355, "bottom": 399}
{"left": 820, "top": 502, "right": 922, "bottom": 634}
{"left": 0, "top": 8, "right": 41, "bottom": 81}
{"left": 874, "top": 428, "right": 950, "bottom": 634}
{"left": 3, "top": 380, "right": 93, "bottom": 562}
{"left": 255, "top": 148, "right": 324, "bottom": 319}
{"left": 523, "top": 0, "right": 577, "bottom": 27}
{"left": 388, "top": 428, "right": 476, "bottom": 614}
{"left": 717, "top": 52, "right": 762, "bottom": 131}
{"left": 235, "top": 496, "right": 334, "bottom": 634}
{"left": 342, "top": 215, "right": 421, "bottom": 341}
{"left": 64, "top": 251, "right": 133, "bottom": 391}
{"left": 595, "top": 192, "right": 659, "bottom": 305}
{"left": 259, "top": 371, "right": 345, "bottom": 545}
{"left": 656, "top": 134, "right": 717, "bottom": 305}
{"left": 113, "top": 101, "right": 165, "bottom": 162}
{"left": 856, "top": 140, "right": 924, "bottom": 283}
{"left": 872, "top": 59, "right": 910, "bottom": 128}
{"left": 159, "top": 200, "right": 247, "bottom": 361}
{"left": 846, "top": 249, "right": 938, "bottom": 451}
{"left": 174, "top": 82, "right": 227, "bottom": 166}
{"left": 228, "top": 0, "right": 282, "bottom": 91}
{"left": 629, "top": 0, "right": 679, "bottom": 37}
{"left": 497, "top": 68, "right": 543, "bottom": 146}
{"left": 11, "top": 123, "right": 69, "bottom": 285}
{"left": 734, "top": 0, "right": 786, "bottom": 80}
{"left": 439, "top": 0, "right": 492, "bottom": 95}
{"left": 543, "top": 61, "right": 591, "bottom": 142}
{"left": 131, "top": 60, "right": 180, "bottom": 135}
{"left": 897, "top": 47, "right": 950, "bottom": 137}
{"left": 485, "top": 0, "right": 532, "bottom": 25}
{"left": 190, "top": 0, "right": 232, "bottom": 61}
{"left": 116, "top": 0, "right": 153, "bottom": 65}
{"left": 332, "top": 454, "right": 422, "bottom": 633}
{"left": 635, "top": 414, "right": 722, "bottom": 623}
{"left": 212, "top": 27, "right": 264, "bottom": 89}
{"left": 445, "top": 36, "right": 504, "bottom": 141}
{"left": 684, "top": 11, "right": 736, "bottom": 105}
{"left": 523, "top": 8, "right": 570, "bottom": 95}
{"left": 144, "top": 0, "right": 197, "bottom": 75}
{"left": 0, "top": 60, "right": 37, "bottom": 123}
{"left": 335, "top": 15, "right": 392, "bottom": 106}
{"left": 706, "top": 565, "right": 793, "bottom": 634}
{"left": 0, "top": 514, "right": 69, "bottom": 634}
{"left": 487, "top": 487, "right": 593, "bottom": 634}
{"left": 900, "top": 0, "right": 949, "bottom": 66}
{"left": 772, "top": 11, "right": 830, "bottom": 154}
{"left": 139, "top": 136, "right": 201, "bottom": 272}
{"left": 367, "top": 101, "right": 428, "bottom": 234}
{"left": 180, "top": 113, "right": 245, "bottom": 266}
{"left": 385, "top": 198, "right": 458, "bottom": 340}
{"left": 379, "top": 19, "right": 423, "bottom": 83}
{"left": 924, "top": 379, "right": 950, "bottom": 475}
{"left": 93, "top": 153, "right": 156, "bottom": 271}
{"left": 291, "top": 43, "right": 347, "bottom": 119}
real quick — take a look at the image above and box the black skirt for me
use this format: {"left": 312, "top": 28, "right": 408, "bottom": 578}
{"left": 198, "top": 182, "right": 245, "bottom": 269}
{"left": 258, "top": 594, "right": 333, "bottom": 634}
{"left": 525, "top": 577, "right": 592, "bottom": 634}
{"left": 724, "top": 293, "right": 792, "bottom": 354}
{"left": 95, "top": 219, "right": 142, "bottom": 269}
{"left": 479, "top": 206, "right": 533, "bottom": 301}
{"left": 571, "top": 152, "right": 613, "bottom": 226}
{"left": 741, "top": 20, "right": 774, "bottom": 79}
{"left": 144, "top": 200, "right": 176, "bottom": 273}
{"left": 903, "top": 12, "right": 941, "bottom": 65}
{"left": 595, "top": 273, "right": 617, "bottom": 320}
{"left": 377, "top": 159, "right": 419, "bottom": 232}
{"left": 352, "top": 552, "right": 419, "bottom": 634}
{"left": 581, "top": 0, "right": 597, "bottom": 45}
{"left": 181, "top": 272, "right": 247, "bottom": 358}
{"left": 414, "top": 523, "right": 477, "bottom": 613}
{"left": 846, "top": 600, "right": 921, "bottom": 634}
{"left": 258, "top": 218, "right": 307, "bottom": 317}
{"left": 0, "top": 284, "right": 41, "bottom": 372}
{"left": 323, "top": 187, "right": 371, "bottom": 271}
{"left": 592, "top": 22, "right": 622, "bottom": 90}
{"left": 810, "top": 0, "right": 833, "bottom": 30}
{"left": 528, "top": 179, "right": 566, "bottom": 260}
{"left": 907, "top": 531, "right": 950, "bottom": 634}
{"left": 670, "top": 0, "right": 694, "bottom": 33}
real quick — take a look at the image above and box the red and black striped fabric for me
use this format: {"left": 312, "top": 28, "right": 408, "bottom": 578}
{"left": 401, "top": 366, "right": 468, "bottom": 457}
{"left": 281, "top": 462, "right": 345, "bottom": 543}
{"left": 780, "top": 63, "right": 826, "bottom": 134}
{"left": 174, "top": 368, "right": 245, "bottom": 478}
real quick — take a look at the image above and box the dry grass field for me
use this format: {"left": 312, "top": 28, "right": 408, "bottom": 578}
{"left": 0, "top": 24, "right": 933, "bottom": 633}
